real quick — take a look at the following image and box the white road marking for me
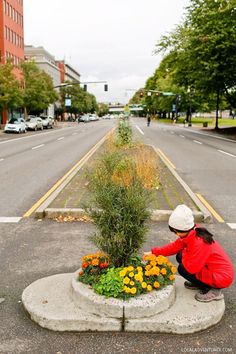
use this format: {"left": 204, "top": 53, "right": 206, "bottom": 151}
{"left": 193, "top": 140, "right": 202, "bottom": 144}
{"left": 0, "top": 158, "right": 4, "bottom": 162}
{"left": 32, "top": 144, "right": 44, "bottom": 150}
{"left": 217, "top": 150, "right": 236, "bottom": 158}
{"left": 72, "top": 133, "right": 77, "bottom": 135}
{"left": 57, "top": 137, "right": 65, "bottom": 141}
{"left": 135, "top": 125, "right": 144, "bottom": 135}
{"left": 227, "top": 223, "right": 236, "bottom": 229}
{"left": 0, "top": 217, "right": 22, "bottom": 223}
{"left": 180, "top": 135, "right": 185, "bottom": 138}
{"left": 171, "top": 131, "right": 175, "bottom": 134}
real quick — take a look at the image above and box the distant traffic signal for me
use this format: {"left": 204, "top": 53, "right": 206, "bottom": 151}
{"left": 104, "top": 84, "right": 108, "bottom": 91}
{"left": 83, "top": 84, "right": 87, "bottom": 91}
{"left": 140, "top": 91, "right": 144, "bottom": 97}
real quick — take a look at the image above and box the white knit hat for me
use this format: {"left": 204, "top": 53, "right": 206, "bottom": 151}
{"left": 169, "top": 205, "right": 194, "bottom": 231}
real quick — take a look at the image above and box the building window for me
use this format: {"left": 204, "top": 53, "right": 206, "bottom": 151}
{"left": 4, "top": 0, "right": 7, "bottom": 14}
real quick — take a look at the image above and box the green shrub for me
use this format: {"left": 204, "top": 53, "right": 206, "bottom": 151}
{"left": 116, "top": 120, "right": 132, "bottom": 146}
{"left": 87, "top": 151, "right": 151, "bottom": 267}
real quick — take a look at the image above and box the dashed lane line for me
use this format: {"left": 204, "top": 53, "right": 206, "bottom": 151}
{"left": 180, "top": 135, "right": 185, "bottom": 138}
{"left": 193, "top": 140, "right": 202, "bottom": 145}
{"left": 135, "top": 125, "right": 144, "bottom": 135}
{"left": 0, "top": 217, "right": 22, "bottom": 223}
{"left": 217, "top": 150, "right": 236, "bottom": 158}
{"left": 57, "top": 137, "right": 65, "bottom": 141}
{"left": 32, "top": 144, "right": 44, "bottom": 150}
{"left": 0, "top": 158, "right": 4, "bottom": 162}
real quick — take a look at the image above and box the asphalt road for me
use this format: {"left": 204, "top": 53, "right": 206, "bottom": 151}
{"left": 0, "top": 119, "right": 235, "bottom": 354}
{"left": 131, "top": 118, "right": 236, "bottom": 225}
{"left": 0, "top": 120, "right": 115, "bottom": 217}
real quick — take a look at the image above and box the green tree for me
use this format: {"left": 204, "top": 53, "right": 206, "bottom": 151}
{"left": 0, "top": 61, "right": 23, "bottom": 114}
{"left": 21, "top": 60, "right": 58, "bottom": 115}
{"left": 156, "top": 0, "right": 236, "bottom": 129}
{"left": 97, "top": 102, "right": 109, "bottom": 117}
{"left": 60, "top": 83, "right": 98, "bottom": 115}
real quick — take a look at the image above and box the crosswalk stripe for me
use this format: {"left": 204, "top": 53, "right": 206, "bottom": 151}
{"left": 227, "top": 223, "right": 236, "bottom": 230}
{"left": 0, "top": 217, "right": 22, "bottom": 223}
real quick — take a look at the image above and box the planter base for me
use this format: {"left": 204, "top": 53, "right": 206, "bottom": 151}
{"left": 22, "top": 274, "right": 225, "bottom": 333}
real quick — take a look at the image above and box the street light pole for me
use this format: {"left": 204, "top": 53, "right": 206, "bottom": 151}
{"left": 187, "top": 87, "right": 192, "bottom": 127}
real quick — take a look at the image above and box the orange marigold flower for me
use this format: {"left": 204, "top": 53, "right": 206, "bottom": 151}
{"left": 145, "top": 264, "right": 151, "bottom": 271}
{"left": 92, "top": 258, "right": 99, "bottom": 266}
{"left": 171, "top": 266, "right": 177, "bottom": 274}
{"left": 82, "top": 262, "right": 89, "bottom": 269}
{"left": 150, "top": 260, "right": 156, "bottom": 267}
{"left": 169, "top": 274, "right": 175, "bottom": 281}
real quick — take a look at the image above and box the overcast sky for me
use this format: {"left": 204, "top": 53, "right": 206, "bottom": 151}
{"left": 24, "top": 0, "right": 190, "bottom": 104}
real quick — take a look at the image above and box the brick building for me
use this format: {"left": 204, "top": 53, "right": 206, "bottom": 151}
{"left": 0, "top": 0, "right": 24, "bottom": 124}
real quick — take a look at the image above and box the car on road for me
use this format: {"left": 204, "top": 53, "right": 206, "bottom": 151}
{"left": 78, "top": 114, "right": 90, "bottom": 123}
{"left": 88, "top": 114, "right": 99, "bottom": 121}
{"left": 4, "top": 117, "right": 27, "bottom": 134}
{"left": 40, "top": 115, "right": 53, "bottom": 129}
{"left": 25, "top": 116, "right": 44, "bottom": 131}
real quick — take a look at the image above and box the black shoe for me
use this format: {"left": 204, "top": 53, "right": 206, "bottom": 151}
{"left": 184, "top": 281, "right": 200, "bottom": 290}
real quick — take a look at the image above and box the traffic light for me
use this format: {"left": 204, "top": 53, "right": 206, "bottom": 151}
{"left": 140, "top": 91, "right": 144, "bottom": 98}
{"left": 104, "top": 84, "right": 108, "bottom": 91}
{"left": 83, "top": 84, "right": 87, "bottom": 91}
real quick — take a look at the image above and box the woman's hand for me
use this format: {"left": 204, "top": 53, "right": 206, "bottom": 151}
{"left": 142, "top": 251, "right": 152, "bottom": 261}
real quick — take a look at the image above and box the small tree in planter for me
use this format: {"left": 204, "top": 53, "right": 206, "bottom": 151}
{"left": 87, "top": 151, "right": 151, "bottom": 267}
{"left": 79, "top": 125, "right": 177, "bottom": 299}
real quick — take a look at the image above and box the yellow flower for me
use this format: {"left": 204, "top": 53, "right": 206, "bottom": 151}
{"left": 150, "top": 260, "right": 156, "bottom": 267}
{"left": 137, "top": 266, "right": 143, "bottom": 272}
{"left": 119, "top": 269, "right": 127, "bottom": 277}
{"left": 130, "top": 287, "right": 137, "bottom": 294}
{"left": 147, "top": 285, "right": 153, "bottom": 291}
{"left": 145, "top": 264, "right": 151, "bottom": 271}
{"left": 123, "top": 277, "right": 130, "bottom": 285}
{"left": 171, "top": 266, "right": 177, "bottom": 274}
{"left": 151, "top": 266, "right": 160, "bottom": 276}
{"left": 127, "top": 266, "right": 134, "bottom": 272}
{"left": 141, "top": 282, "right": 147, "bottom": 289}
{"left": 161, "top": 268, "right": 167, "bottom": 275}
{"left": 145, "top": 270, "right": 150, "bottom": 276}
{"left": 130, "top": 281, "right": 135, "bottom": 286}
{"left": 129, "top": 272, "right": 134, "bottom": 278}
{"left": 169, "top": 274, "right": 175, "bottom": 281}
{"left": 154, "top": 281, "right": 160, "bottom": 288}
{"left": 125, "top": 287, "right": 131, "bottom": 293}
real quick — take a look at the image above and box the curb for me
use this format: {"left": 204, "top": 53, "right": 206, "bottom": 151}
{"left": 35, "top": 136, "right": 212, "bottom": 223}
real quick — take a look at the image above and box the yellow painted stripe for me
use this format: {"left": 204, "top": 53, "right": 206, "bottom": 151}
{"left": 157, "top": 149, "right": 176, "bottom": 169}
{"left": 196, "top": 193, "right": 224, "bottom": 223}
{"left": 23, "top": 129, "right": 114, "bottom": 218}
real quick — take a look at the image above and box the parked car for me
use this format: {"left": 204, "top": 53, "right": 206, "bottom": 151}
{"left": 88, "top": 114, "right": 99, "bottom": 121}
{"left": 78, "top": 114, "right": 90, "bottom": 123}
{"left": 25, "top": 116, "right": 44, "bottom": 131}
{"left": 40, "top": 115, "right": 53, "bottom": 129}
{"left": 4, "top": 117, "right": 27, "bottom": 134}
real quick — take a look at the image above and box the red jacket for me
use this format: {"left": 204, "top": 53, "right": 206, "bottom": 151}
{"left": 151, "top": 229, "right": 234, "bottom": 288}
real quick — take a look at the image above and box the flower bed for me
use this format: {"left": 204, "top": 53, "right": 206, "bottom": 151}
{"left": 78, "top": 252, "right": 177, "bottom": 300}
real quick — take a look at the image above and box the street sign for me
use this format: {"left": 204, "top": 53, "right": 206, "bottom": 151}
{"left": 172, "top": 104, "right": 176, "bottom": 112}
{"left": 65, "top": 99, "right": 71, "bottom": 107}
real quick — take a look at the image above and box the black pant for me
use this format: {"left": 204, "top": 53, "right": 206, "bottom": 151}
{"left": 176, "top": 252, "right": 211, "bottom": 290}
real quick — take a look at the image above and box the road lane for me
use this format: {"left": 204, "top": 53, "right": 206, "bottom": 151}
{"left": 0, "top": 120, "right": 115, "bottom": 217}
{"left": 132, "top": 118, "right": 236, "bottom": 223}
